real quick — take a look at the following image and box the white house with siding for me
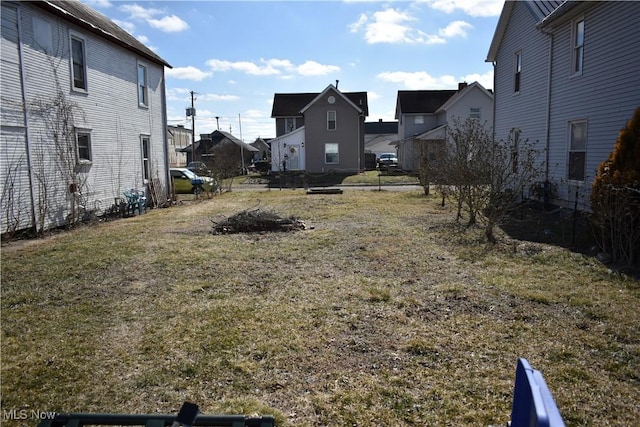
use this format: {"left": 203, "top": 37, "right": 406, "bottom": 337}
{"left": 1, "top": 0, "right": 172, "bottom": 234}
{"left": 486, "top": 0, "right": 640, "bottom": 210}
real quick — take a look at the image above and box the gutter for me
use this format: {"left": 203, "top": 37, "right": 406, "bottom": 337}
{"left": 16, "top": 6, "right": 38, "bottom": 232}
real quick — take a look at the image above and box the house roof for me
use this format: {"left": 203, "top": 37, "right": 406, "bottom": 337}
{"left": 271, "top": 87, "right": 369, "bottom": 117}
{"left": 435, "top": 81, "right": 494, "bottom": 114}
{"left": 365, "top": 120, "right": 398, "bottom": 135}
{"left": 182, "top": 130, "right": 258, "bottom": 153}
{"left": 486, "top": 0, "right": 565, "bottom": 62}
{"left": 394, "top": 90, "right": 457, "bottom": 118}
{"left": 300, "top": 84, "right": 366, "bottom": 115}
{"left": 35, "top": 0, "right": 172, "bottom": 68}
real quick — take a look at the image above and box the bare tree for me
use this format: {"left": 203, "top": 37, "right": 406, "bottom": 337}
{"left": 1, "top": 151, "right": 27, "bottom": 237}
{"left": 440, "top": 118, "right": 544, "bottom": 243}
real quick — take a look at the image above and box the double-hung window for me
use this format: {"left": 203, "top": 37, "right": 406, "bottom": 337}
{"left": 572, "top": 18, "right": 585, "bottom": 75}
{"left": 138, "top": 63, "right": 148, "bottom": 107}
{"left": 325, "top": 143, "right": 339, "bottom": 164}
{"left": 76, "top": 130, "right": 92, "bottom": 163}
{"left": 470, "top": 107, "right": 481, "bottom": 120}
{"left": 141, "top": 136, "right": 151, "bottom": 182}
{"left": 514, "top": 51, "right": 522, "bottom": 93}
{"left": 327, "top": 111, "right": 336, "bottom": 130}
{"left": 568, "top": 120, "right": 587, "bottom": 181}
{"left": 285, "top": 117, "right": 296, "bottom": 134}
{"left": 71, "top": 35, "right": 87, "bottom": 90}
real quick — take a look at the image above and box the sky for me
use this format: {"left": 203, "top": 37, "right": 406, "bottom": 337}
{"left": 83, "top": 0, "right": 505, "bottom": 143}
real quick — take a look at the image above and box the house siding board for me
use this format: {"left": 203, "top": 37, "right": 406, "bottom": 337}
{"left": 494, "top": 1, "right": 549, "bottom": 154}
{"left": 1, "top": 2, "right": 168, "bottom": 234}
{"left": 546, "top": 1, "right": 640, "bottom": 206}
{"left": 304, "top": 93, "right": 361, "bottom": 173}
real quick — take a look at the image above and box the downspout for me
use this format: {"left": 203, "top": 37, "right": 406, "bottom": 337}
{"left": 542, "top": 27, "right": 554, "bottom": 207}
{"left": 491, "top": 61, "right": 496, "bottom": 142}
{"left": 16, "top": 6, "right": 38, "bottom": 232}
{"left": 161, "top": 70, "right": 171, "bottom": 200}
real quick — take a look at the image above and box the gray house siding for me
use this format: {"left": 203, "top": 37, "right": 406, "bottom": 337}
{"left": 304, "top": 91, "right": 362, "bottom": 173}
{"left": 546, "top": 1, "right": 640, "bottom": 208}
{"left": 1, "top": 1, "right": 170, "bottom": 234}
{"left": 493, "top": 1, "right": 549, "bottom": 157}
{"left": 274, "top": 116, "right": 304, "bottom": 137}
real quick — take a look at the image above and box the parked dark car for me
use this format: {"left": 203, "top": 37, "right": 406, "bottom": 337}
{"left": 377, "top": 153, "right": 398, "bottom": 170}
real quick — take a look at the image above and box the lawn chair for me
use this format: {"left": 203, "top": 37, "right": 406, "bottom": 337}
{"left": 123, "top": 189, "right": 147, "bottom": 216}
{"left": 38, "top": 402, "right": 275, "bottom": 427}
{"left": 509, "top": 358, "right": 565, "bottom": 427}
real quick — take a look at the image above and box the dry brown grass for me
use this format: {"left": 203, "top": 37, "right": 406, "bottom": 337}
{"left": 1, "top": 189, "right": 639, "bottom": 426}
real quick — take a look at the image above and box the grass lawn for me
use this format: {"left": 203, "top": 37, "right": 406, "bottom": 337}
{"left": 1, "top": 189, "right": 638, "bottom": 426}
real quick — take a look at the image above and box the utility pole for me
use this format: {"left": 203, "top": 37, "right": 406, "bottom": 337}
{"left": 187, "top": 91, "right": 196, "bottom": 163}
{"left": 239, "top": 113, "right": 245, "bottom": 174}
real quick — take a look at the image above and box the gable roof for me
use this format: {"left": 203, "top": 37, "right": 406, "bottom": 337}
{"left": 486, "top": 0, "right": 565, "bottom": 62}
{"left": 394, "top": 90, "right": 457, "bottom": 118}
{"left": 35, "top": 0, "right": 171, "bottom": 68}
{"left": 272, "top": 87, "right": 369, "bottom": 117}
{"left": 300, "top": 84, "right": 366, "bottom": 115}
{"left": 435, "top": 81, "right": 494, "bottom": 114}
{"left": 365, "top": 121, "right": 398, "bottom": 135}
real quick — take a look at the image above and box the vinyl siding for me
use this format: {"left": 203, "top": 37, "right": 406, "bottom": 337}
{"left": 304, "top": 91, "right": 362, "bottom": 173}
{"left": 493, "top": 1, "right": 549, "bottom": 155}
{"left": 546, "top": 1, "right": 640, "bottom": 207}
{"left": 1, "top": 3, "right": 168, "bottom": 234}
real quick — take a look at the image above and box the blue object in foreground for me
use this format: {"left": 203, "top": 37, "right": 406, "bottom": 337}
{"left": 510, "top": 358, "right": 566, "bottom": 427}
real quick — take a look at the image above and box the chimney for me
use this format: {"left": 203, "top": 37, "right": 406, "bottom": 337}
{"left": 379, "top": 119, "right": 383, "bottom": 123}
{"left": 458, "top": 82, "right": 468, "bottom": 90}
{"left": 335, "top": 79, "right": 339, "bottom": 89}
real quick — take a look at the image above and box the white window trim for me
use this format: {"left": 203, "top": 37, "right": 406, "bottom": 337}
{"left": 141, "top": 135, "right": 151, "bottom": 183}
{"left": 469, "top": 107, "right": 481, "bottom": 120}
{"left": 567, "top": 119, "right": 588, "bottom": 182}
{"left": 327, "top": 111, "right": 336, "bottom": 131}
{"left": 137, "top": 62, "right": 149, "bottom": 108}
{"left": 69, "top": 33, "right": 88, "bottom": 93}
{"left": 325, "top": 143, "right": 339, "bottom": 164}
{"left": 571, "top": 16, "right": 585, "bottom": 77}
{"left": 514, "top": 50, "right": 522, "bottom": 94}
{"left": 285, "top": 117, "right": 296, "bottom": 134}
{"left": 75, "top": 128, "right": 92, "bottom": 164}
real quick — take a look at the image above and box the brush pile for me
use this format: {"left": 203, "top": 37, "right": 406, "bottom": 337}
{"left": 211, "top": 207, "right": 306, "bottom": 234}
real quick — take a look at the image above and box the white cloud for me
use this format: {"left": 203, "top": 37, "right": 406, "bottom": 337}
{"left": 296, "top": 60, "right": 340, "bottom": 76}
{"left": 113, "top": 19, "right": 135, "bottom": 34}
{"left": 166, "top": 66, "right": 212, "bottom": 81}
{"left": 206, "top": 58, "right": 339, "bottom": 77}
{"left": 439, "top": 20, "right": 473, "bottom": 38}
{"left": 424, "top": 0, "right": 504, "bottom": 18}
{"left": 377, "top": 71, "right": 458, "bottom": 90}
{"left": 460, "top": 70, "right": 494, "bottom": 90}
{"left": 84, "top": 0, "right": 112, "bottom": 9}
{"left": 350, "top": 7, "right": 449, "bottom": 45}
{"left": 147, "top": 15, "right": 189, "bottom": 33}
{"left": 119, "top": 4, "right": 161, "bottom": 20}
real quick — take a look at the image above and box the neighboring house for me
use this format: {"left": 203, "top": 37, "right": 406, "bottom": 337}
{"left": 270, "top": 84, "right": 368, "bottom": 173}
{"left": 182, "top": 130, "right": 258, "bottom": 172}
{"left": 1, "top": 0, "right": 172, "bottom": 235}
{"left": 365, "top": 120, "right": 399, "bottom": 157}
{"left": 250, "top": 137, "right": 271, "bottom": 162}
{"left": 167, "top": 124, "right": 191, "bottom": 167}
{"left": 486, "top": 0, "right": 640, "bottom": 210}
{"left": 395, "top": 82, "right": 494, "bottom": 171}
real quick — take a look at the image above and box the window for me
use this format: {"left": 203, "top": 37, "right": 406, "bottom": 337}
{"left": 71, "top": 36, "right": 87, "bottom": 90}
{"left": 327, "top": 111, "right": 336, "bottom": 130}
{"left": 325, "top": 143, "right": 339, "bottom": 164}
{"left": 137, "top": 63, "right": 148, "bottom": 107}
{"left": 568, "top": 121, "right": 587, "bottom": 181}
{"left": 514, "top": 51, "right": 522, "bottom": 93}
{"left": 285, "top": 117, "right": 296, "bottom": 134}
{"left": 573, "top": 19, "right": 584, "bottom": 74}
{"left": 414, "top": 115, "right": 424, "bottom": 124}
{"left": 141, "top": 136, "right": 150, "bottom": 181}
{"left": 76, "top": 131, "right": 91, "bottom": 162}
{"left": 470, "top": 107, "right": 481, "bottom": 120}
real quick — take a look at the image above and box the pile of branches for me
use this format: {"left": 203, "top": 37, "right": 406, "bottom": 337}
{"left": 211, "top": 207, "right": 306, "bottom": 234}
